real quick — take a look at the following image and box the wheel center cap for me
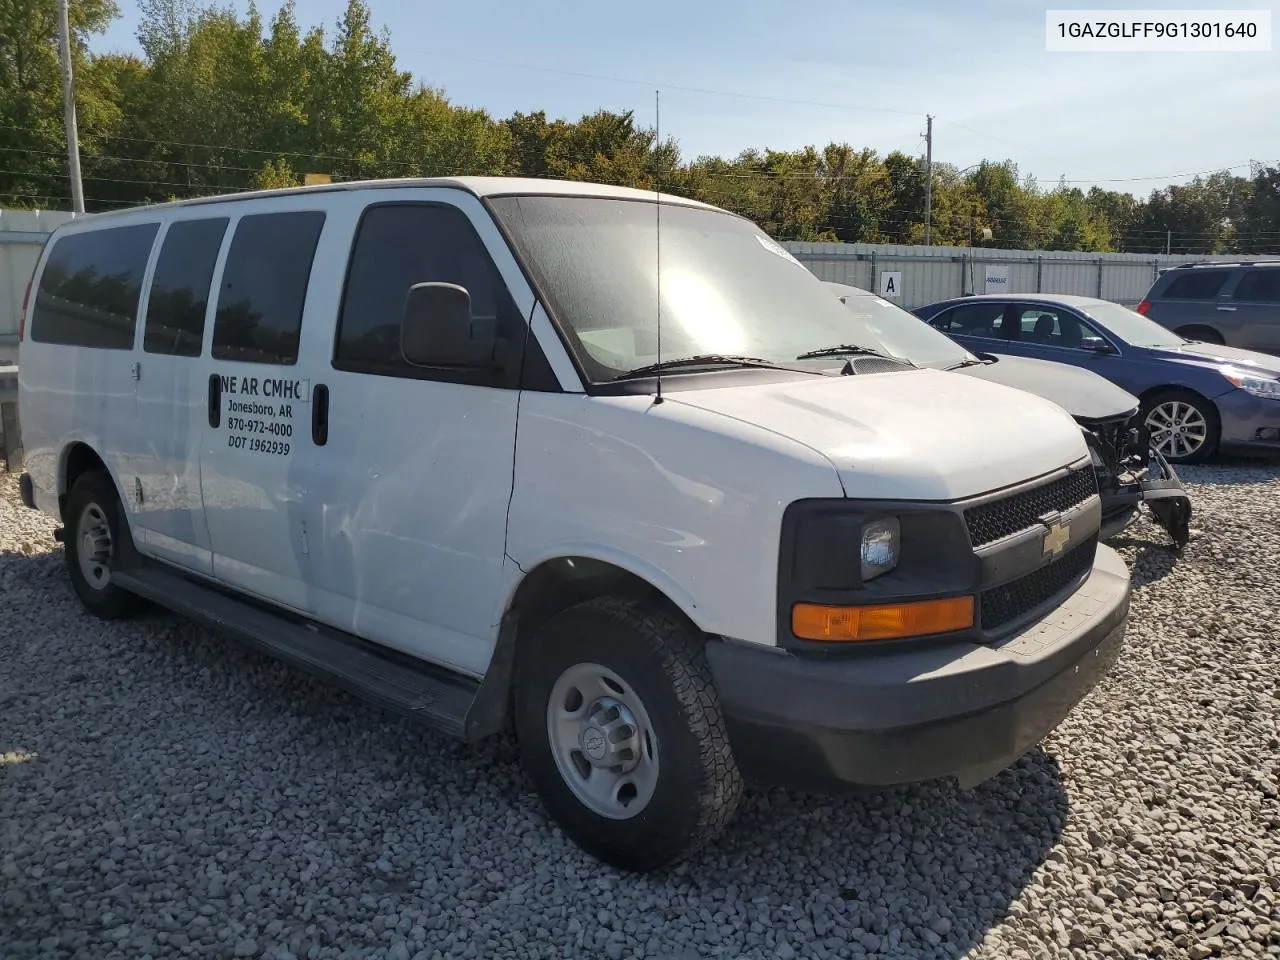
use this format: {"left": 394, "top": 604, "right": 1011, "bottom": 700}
{"left": 581, "top": 726, "right": 608, "bottom": 761}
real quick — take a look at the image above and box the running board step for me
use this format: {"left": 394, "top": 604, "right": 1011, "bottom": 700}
{"left": 111, "top": 564, "right": 478, "bottom": 738}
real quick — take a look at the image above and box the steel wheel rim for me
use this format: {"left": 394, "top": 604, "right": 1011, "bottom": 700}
{"left": 77, "top": 502, "right": 113, "bottom": 590}
{"left": 1145, "top": 400, "right": 1208, "bottom": 460}
{"left": 546, "top": 662, "right": 659, "bottom": 820}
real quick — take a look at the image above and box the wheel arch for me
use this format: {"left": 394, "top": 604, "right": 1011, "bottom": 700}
{"left": 56, "top": 441, "right": 117, "bottom": 523}
{"left": 1172, "top": 323, "right": 1225, "bottom": 344}
{"left": 1137, "top": 382, "right": 1218, "bottom": 412}
{"left": 464, "top": 555, "right": 711, "bottom": 743}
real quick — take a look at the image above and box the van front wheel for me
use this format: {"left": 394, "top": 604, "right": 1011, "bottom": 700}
{"left": 64, "top": 470, "right": 142, "bottom": 620}
{"left": 514, "top": 596, "right": 743, "bottom": 872}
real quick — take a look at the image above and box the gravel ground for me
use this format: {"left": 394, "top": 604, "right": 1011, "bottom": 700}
{"left": 2, "top": 464, "right": 1278, "bottom": 960}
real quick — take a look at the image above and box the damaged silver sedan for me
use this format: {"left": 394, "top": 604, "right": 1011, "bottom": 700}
{"left": 825, "top": 282, "right": 1193, "bottom": 547}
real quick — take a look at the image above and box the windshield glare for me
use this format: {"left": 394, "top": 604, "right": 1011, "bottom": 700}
{"left": 1081, "top": 300, "right": 1187, "bottom": 347}
{"left": 826, "top": 286, "right": 974, "bottom": 368}
{"left": 487, "top": 195, "right": 913, "bottom": 381}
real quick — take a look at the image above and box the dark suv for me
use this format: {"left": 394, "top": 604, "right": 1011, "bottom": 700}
{"left": 1137, "top": 261, "right": 1280, "bottom": 355}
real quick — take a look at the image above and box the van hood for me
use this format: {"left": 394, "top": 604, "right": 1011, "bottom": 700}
{"left": 957, "top": 353, "right": 1139, "bottom": 421}
{"left": 668, "top": 368, "right": 1088, "bottom": 501}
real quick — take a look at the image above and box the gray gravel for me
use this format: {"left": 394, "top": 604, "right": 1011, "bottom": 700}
{"left": 2, "top": 463, "right": 1278, "bottom": 960}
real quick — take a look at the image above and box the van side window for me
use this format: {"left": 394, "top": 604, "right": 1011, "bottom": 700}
{"left": 143, "top": 217, "right": 229, "bottom": 357}
{"left": 212, "top": 211, "right": 325, "bottom": 365}
{"left": 334, "top": 203, "right": 524, "bottom": 385}
{"left": 30, "top": 222, "right": 160, "bottom": 349}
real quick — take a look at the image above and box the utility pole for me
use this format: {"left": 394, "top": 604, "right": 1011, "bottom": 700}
{"left": 1166, "top": 229, "right": 1171, "bottom": 255}
{"left": 922, "top": 114, "right": 933, "bottom": 246}
{"left": 56, "top": 0, "right": 85, "bottom": 214}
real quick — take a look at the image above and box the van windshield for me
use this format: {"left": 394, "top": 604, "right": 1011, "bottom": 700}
{"left": 488, "top": 195, "right": 904, "bottom": 382}
{"left": 829, "top": 288, "right": 975, "bottom": 368}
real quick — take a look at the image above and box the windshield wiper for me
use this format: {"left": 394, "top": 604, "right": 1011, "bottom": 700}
{"left": 795, "top": 343, "right": 908, "bottom": 364}
{"left": 611, "top": 354, "right": 823, "bottom": 381}
{"left": 946, "top": 357, "right": 990, "bottom": 370}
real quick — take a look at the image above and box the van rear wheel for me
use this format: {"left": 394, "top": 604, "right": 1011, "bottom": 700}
{"left": 514, "top": 596, "right": 743, "bottom": 872}
{"left": 64, "top": 470, "right": 142, "bottom": 619}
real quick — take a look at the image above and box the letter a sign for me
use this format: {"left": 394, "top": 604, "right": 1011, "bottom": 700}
{"left": 879, "top": 271, "right": 903, "bottom": 299}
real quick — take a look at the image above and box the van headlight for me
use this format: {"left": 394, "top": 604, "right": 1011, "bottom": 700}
{"left": 1221, "top": 367, "right": 1280, "bottom": 400}
{"left": 861, "top": 517, "right": 900, "bottom": 580}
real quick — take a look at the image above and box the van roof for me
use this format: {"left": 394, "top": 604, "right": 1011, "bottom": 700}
{"left": 61, "top": 176, "right": 722, "bottom": 225}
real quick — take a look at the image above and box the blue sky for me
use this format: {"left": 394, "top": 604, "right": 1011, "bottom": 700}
{"left": 92, "top": 0, "right": 1280, "bottom": 196}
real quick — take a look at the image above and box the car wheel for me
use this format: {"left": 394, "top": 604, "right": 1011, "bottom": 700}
{"left": 1141, "top": 389, "right": 1219, "bottom": 464}
{"left": 1174, "top": 325, "right": 1224, "bottom": 345}
{"left": 64, "top": 469, "right": 143, "bottom": 619}
{"left": 514, "top": 595, "right": 743, "bottom": 872}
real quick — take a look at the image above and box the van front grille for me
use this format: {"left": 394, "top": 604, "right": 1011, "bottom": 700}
{"left": 978, "top": 535, "right": 1098, "bottom": 632}
{"left": 964, "top": 468, "right": 1098, "bottom": 548}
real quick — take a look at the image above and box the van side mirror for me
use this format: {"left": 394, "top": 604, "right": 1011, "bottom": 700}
{"left": 400, "top": 282, "right": 506, "bottom": 369}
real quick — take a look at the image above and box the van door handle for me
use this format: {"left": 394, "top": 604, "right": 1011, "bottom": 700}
{"left": 1217, "top": 305, "right": 1237, "bottom": 311}
{"left": 312, "top": 383, "right": 329, "bottom": 446}
{"left": 207, "top": 374, "right": 221, "bottom": 428}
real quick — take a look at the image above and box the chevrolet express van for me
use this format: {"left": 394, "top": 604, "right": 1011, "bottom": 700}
{"left": 17, "top": 178, "right": 1131, "bottom": 872}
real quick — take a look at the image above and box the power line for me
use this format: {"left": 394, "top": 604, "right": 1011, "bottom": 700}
{"left": 397, "top": 48, "right": 925, "bottom": 119}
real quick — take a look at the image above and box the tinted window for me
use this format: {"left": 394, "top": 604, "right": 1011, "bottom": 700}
{"left": 31, "top": 222, "right": 159, "bottom": 349}
{"left": 1162, "top": 270, "right": 1229, "bottom": 300}
{"left": 1233, "top": 269, "right": 1280, "bottom": 303}
{"left": 143, "top": 218, "right": 228, "bottom": 357}
{"left": 335, "top": 204, "right": 524, "bottom": 380}
{"left": 212, "top": 211, "right": 325, "bottom": 365}
{"left": 930, "top": 303, "right": 1008, "bottom": 340}
{"left": 1013, "top": 306, "right": 1100, "bottom": 348}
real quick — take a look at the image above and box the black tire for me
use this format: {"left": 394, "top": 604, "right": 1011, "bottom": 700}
{"left": 64, "top": 469, "right": 143, "bottom": 619}
{"left": 1174, "top": 325, "right": 1224, "bottom": 345}
{"left": 514, "top": 595, "right": 743, "bottom": 872}
{"left": 1140, "top": 388, "right": 1220, "bottom": 465}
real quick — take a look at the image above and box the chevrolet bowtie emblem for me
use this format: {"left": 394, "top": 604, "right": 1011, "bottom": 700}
{"left": 1042, "top": 520, "right": 1071, "bottom": 557}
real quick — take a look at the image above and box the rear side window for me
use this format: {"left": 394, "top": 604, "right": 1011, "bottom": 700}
{"left": 1233, "top": 269, "right": 1280, "bottom": 303}
{"left": 212, "top": 211, "right": 326, "bottom": 365}
{"left": 31, "top": 222, "right": 160, "bottom": 349}
{"left": 334, "top": 203, "right": 524, "bottom": 383}
{"left": 144, "top": 217, "right": 229, "bottom": 357}
{"left": 1161, "top": 270, "right": 1229, "bottom": 300}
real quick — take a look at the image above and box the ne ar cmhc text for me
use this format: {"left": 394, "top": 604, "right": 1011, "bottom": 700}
{"left": 217, "top": 375, "right": 306, "bottom": 400}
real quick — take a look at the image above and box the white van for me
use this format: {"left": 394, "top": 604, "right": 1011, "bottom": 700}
{"left": 17, "top": 177, "right": 1130, "bottom": 872}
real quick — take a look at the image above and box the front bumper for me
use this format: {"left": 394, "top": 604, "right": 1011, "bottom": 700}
{"left": 1084, "top": 421, "right": 1192, "bottom": 546}
{"left": 1216, "top": 389, "right": 1280, "bottom": 453}
{"left": 707, "top": 543, "right": 1130, "bottom": 792}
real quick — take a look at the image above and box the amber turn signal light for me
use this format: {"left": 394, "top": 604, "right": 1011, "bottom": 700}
{"left": 791, "top": 596, "right": 975, "bottom": 642}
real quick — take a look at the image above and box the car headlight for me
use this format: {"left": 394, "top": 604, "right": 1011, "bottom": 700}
{"left": 1221, "top": 367, "right": 1280, "bottom": 400}
{"left": 860, "top": 517, "right": 901, "bottom": 580}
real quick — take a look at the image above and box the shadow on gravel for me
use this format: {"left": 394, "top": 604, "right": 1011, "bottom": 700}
{"left": 664, "top": 752, "right": 1069, "bottom": 959}
{"left": 2, "top": 540, "right": 1069, "bottom": 960}
{"left": 1183, "top": 453, "right": 1280, "bottom": 485}
{"left": 1106, "top": 535, "right": 1181, "bottom": 588}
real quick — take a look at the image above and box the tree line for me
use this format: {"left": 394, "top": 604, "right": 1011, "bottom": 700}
{"left": 3, "top": 0, "right": 1278, "bottom": 254}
